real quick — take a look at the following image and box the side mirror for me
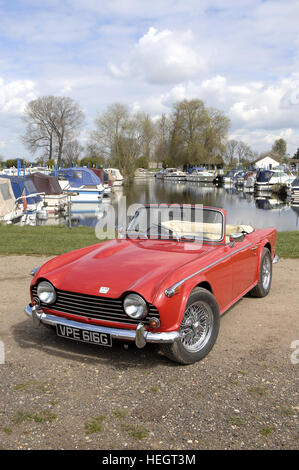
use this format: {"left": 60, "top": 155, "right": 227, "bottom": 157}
{"left": 229, "top": 232, "right": 245, "bottom": 246}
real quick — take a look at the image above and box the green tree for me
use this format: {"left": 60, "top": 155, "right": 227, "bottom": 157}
{"left": 272, "top": 138, "right": 287, "bottom": 158}
{"left": 168, "top": 99, "right": 230, "bottom": 167}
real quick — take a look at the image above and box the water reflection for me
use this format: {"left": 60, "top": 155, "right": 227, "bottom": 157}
{"left": 43, "top": 178, "right": 299, "bottom": 231}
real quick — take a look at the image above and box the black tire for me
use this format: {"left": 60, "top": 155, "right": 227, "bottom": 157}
{"left": 160, "top": 287, "right": 220, "bottom": 365}
{"left": 249, "top": 247, "right": 272, "bottom": 298}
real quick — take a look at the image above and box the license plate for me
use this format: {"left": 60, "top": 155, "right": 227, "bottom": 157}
{"left": 56, "top": 324, "right": 112, "bottom": 347}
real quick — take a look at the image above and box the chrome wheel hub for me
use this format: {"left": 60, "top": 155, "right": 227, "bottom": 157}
{"left": 180, "top": 301, "right": 214, "bottom": 352}
{"left": 262, "top": 256, "right": 271, "bottom": 290}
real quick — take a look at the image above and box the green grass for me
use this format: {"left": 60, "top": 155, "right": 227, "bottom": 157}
{"left": 12, "top": 409, "right": 57, "bottom": 424}
{"left": 85, "top": 416, "right": 105, "bottom": 435}
{"left": 276, "top": 231, "right": 299, "bottom": 258}
{"left": 0, "top": 224, "right": 102, "bottom": 256}
{"left": 0, "top": 224, "right": 298, "bottom": 258}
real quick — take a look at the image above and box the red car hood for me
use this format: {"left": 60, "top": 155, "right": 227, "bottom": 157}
{"left": 37, "top": 239, "right": 215, "bottom": 302}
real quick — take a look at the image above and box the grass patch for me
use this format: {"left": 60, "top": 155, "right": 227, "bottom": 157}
{"left": 230, "top": 415, "right": 245, "bottom": 426}
{"left": 121, "top": 423, "right": 149, "bottom": 440}
{"left": 0, "top": 224, "right": 298, "bottom": 258}
{"left": 260, "top": 426, "right": 273, "bottom": 436}
{"left": 3, "top": 427, "right": 12, "bottom": 435}
{"left": 276, "top": 231, "right": 299, "bottom": 258}
{"left": 113, "top": 408, "right": 129, "bottom": 419}
{"left": 278, "top": 406, "right": 293, "bottom": 417}
{"left": 12, "top": 409, "right": 57, "bottom": 424}
{"left": 13, "top": 380, "right": 48, "bottom": 393}
{"left": 248, "top": 386, "right": 268, "bottom": 397}
{"left": 0, "top": 224, "right": 103, "bottom": 256}
{"left": 85, "top": 416, "right": 105, "bottom": 435}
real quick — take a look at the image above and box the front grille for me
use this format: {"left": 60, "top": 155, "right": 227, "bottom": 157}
{"left": 31, "top": 286, "right": 160, "bottom": 326}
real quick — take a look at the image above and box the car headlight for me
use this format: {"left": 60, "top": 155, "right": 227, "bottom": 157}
{"left": 123, "top": 294, "right": 147, "bottom": 319}
{"left": 37, "top": 281, "right": 56, "bottom": 304}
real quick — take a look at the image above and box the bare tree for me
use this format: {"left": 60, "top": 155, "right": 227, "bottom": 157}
{"left": 62, "top": 139, "right": 84, "bottom": 167}
{"left": 225, "top": 140, "right": 239, "bottom": 165}
{"left": 236, "top": 141, "right": 254, "bottom": 166}
{"left": 22, "top": 96, "right": 85, "bottom": 167}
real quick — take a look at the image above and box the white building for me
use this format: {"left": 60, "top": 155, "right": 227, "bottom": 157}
{"left": 253, "top": 156, "right": 280, "bottom": 170}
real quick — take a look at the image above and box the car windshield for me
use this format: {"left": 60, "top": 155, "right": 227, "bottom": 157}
{"left": 127, "top": 205, "right": 225, "bottom": 242}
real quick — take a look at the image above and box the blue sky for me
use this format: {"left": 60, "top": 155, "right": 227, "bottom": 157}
{"left": 0, "top": 0, "right": 299, "bottom": 160}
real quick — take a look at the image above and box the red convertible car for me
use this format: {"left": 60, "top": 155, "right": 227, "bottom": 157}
{"left": 25, "top": 205, "right": 278, "bottom": 364}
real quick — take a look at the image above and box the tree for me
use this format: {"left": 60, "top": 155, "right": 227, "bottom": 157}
{"left": 168, "top": 99, "right": 230, "bottom": 167}
{"left": 272, "top": 138, "right": 287, "bottom": 158}
{"left": 136, "top": 112, "right": 156, "bottom": 167}
{"left": 91, "top": 103, "right": 147, "bottom": 177}
{"left": 236, "top": 141, "right": 254, "bottom": 166}
{"left": 153, "top": 114, "right": 170, "bottom": 163}
{"left": 292, "top": 148, "right": 299, "bottom": 159}
{"left": 22, "top": 96, "right": 85, "bottom": 167}
{"left": 62, "top": 139, "right": 84, "bottom": 167}
{"left": 225, "top": 140, "right": 239, "bottom": 165}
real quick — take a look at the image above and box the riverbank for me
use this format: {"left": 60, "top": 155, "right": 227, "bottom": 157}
{"left": 0, "top": 224, "right": 298, "bottom": 257}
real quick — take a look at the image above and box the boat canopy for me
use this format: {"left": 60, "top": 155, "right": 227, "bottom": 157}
{"left": 291, "top": 175, "right": 299, "bottom": 187}
{"left": 54, "top": 167, "right": 102, "bottom": 188}
{"left": 0, "top": 176, "right": 41, "bottom": 205}
{"left": 90, "top": 168, "right": 110, "bottom": 184}
{"left": 26, "top": 172, "right": 63, "bottom": 195}
{"left": 0, "top": 177, "right": 16, "bottom": 217}
{"left": 256, "top": 169, "right": 274, "bottom": 183}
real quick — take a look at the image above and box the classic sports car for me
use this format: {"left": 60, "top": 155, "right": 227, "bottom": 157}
{"left": 25, "top": 205, "right": 278, "bottom": 364}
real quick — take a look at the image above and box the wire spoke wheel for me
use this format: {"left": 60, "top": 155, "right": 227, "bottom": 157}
{"left": 262, "top": 255, "right": 271, "bottom": 291}
{"left": 180, "top": 301, "right": 214, "bottom": 353}
{"left": 160, "top": 287, "right": 220, "bottom": 365}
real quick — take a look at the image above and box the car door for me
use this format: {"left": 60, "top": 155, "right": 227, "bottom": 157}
{"left": 229, "top": 236, "right": 258, "bottom": 300}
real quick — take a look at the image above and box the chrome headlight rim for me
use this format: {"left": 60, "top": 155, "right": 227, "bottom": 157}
{"left": 37, "top": 281, "right": 56, "bottom": 305}
{"left": 123, "top": 293, "right": 148, "bottom": 320}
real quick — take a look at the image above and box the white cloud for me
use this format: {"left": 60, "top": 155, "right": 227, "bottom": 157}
{"left": 0, "top": 77, "right": 36, "bottom": 114}
{"left": 108, "top": 27, "right": 205, "bottom": 85}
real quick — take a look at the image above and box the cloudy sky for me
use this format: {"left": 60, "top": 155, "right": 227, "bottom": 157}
{"left": 0, "top": 0, "right": 299, "bottom": 160}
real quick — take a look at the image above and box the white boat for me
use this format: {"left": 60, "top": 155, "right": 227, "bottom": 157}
{"left": 105, "top": 168, "right": 124, "bottom": 186}
{"left": 255, "top": 169, "right": 296, "bottom": 191}
{"left": 134, "top": 168, "right": 151, "bottom": 178}
{"left": 55, "top": 167, "right": 104, "bottom": 213}
{"left": 291, "top": 176, "right": 299, "bottom": 204}
{"left": 186, "top": 169, "right": 215, "bottom": 183}
{"left": 0, "top": 176, "right": 48, "bottom": 225}
{"left": 155, "top": 169, "right": 166, "bottom": 179}
{"left": 163, "top": 168, "right": 186, "bottom": 181}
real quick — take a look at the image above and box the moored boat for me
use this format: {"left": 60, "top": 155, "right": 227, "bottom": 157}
{"left": 255, "top": 169, "right": 296, "bottom": 192}
{"left": 105, "top": 168, "right": 124, "bottom": 186}
{"left": 163, "top": 168, "right": 186, "bottom": 181}
{"left": 290, "top": 175, "right": 299, "bottom": 204}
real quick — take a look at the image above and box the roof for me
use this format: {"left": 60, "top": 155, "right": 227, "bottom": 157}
{"left": 26, "top": 172, "right": 62, "bottom": 195}
{"left": 54, "top": 167, "right": 102, "bottom": 187}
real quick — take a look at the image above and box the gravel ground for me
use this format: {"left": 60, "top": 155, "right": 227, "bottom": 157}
{"left": 0, "top": 255, "right": 298, "bottom": 450}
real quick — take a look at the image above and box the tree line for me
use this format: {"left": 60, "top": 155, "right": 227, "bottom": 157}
{"left": 0, "top": 95, "right": 295, "bottom": 176}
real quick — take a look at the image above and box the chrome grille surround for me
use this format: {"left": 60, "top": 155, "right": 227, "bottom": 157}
{"left": 31, "top": 285, "right": 160, "bottom": 327}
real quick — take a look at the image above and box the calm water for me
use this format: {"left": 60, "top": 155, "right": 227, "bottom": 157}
{"left": 65, "top": 177, "right": 299, "bottom": 232}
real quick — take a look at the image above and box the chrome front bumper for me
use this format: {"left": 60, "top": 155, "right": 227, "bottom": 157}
{"left": 24, "top": 304, "right": 180, "bottom": 349}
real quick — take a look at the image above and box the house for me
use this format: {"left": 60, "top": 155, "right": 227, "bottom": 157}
{"left": 290, "top": 159, "right": 299, "bottom": 171}
{"left": 253, "top": 156, "right": 280, "bottom": 170}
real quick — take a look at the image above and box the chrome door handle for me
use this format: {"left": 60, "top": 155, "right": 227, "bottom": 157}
{"left": 251, "top": 246, "right": 258, "bottom": 251}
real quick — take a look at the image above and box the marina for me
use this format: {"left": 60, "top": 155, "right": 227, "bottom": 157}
{"left": 1, "top": 165, "right": 299, "bottom": 231}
